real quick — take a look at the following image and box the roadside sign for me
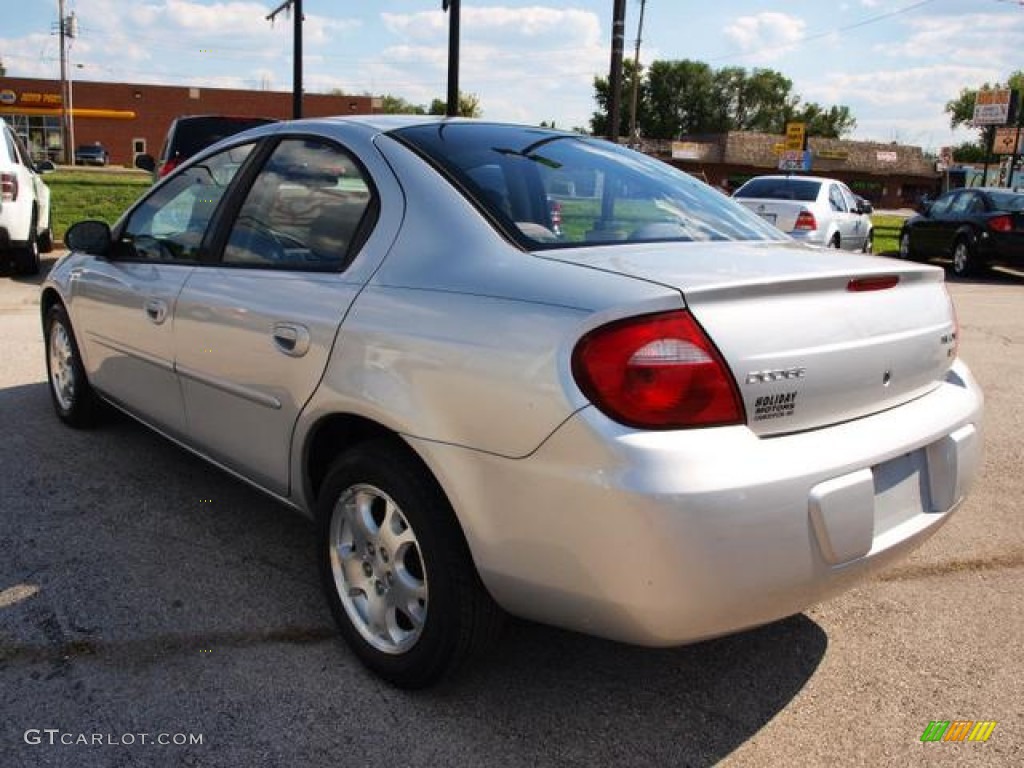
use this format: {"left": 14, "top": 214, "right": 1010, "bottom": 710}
{"left": 993, "top": 126, "right": 1023, "bottom": 155}
{"left": 784, "top": 122, "right": 806, "bottom": 151}
{"left": 939, "top": 146, "right": 954, "bottom": 167}
{"left": 778, "top": 150, "right": 811, "bottom": 172}
{"left": 973, "top": 88, "right": 1013, "bottom": 126}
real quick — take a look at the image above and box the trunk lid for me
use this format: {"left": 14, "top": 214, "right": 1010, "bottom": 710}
{"left": 541, "top": 241, "right": 957, "bottom": 436}
{"left": 735, "top": 199, "right": 807, "bottom": 233}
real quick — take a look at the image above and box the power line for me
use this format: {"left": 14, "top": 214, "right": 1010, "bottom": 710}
{"left": 708, "top": 0, "right": 941, "bottom": 64}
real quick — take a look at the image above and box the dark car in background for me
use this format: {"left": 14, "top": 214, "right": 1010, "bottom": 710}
{"left": 74, "top": 143, "right": 109, "bottom": 166}
{"left": 155, "top": 115, "right": 276, "bottom": 178}
{"left": 898, "top": 187, "right": 1024, "bottom": 277}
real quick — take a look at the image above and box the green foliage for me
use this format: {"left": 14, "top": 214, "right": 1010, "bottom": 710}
{"left": 378, "top": 94, "right": 427, "bottom": 115}
{"left": 428, "top": 92, "right": 482, "bottom": 118}
{"left": 591, "top": 59, "right": 856, "bottom": 140}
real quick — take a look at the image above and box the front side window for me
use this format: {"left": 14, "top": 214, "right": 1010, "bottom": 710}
{"left": 395, "top": 124, "right": 781, "bottom": 249}
{"left": 117, "top": 143, "right": 254, "bottom": 262}
{"left": 223, "top": 138, "right": 374, "bottom": 270}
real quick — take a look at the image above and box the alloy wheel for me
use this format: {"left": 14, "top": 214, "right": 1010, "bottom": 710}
{"left": 48, "top": 321, "right": 77, "bottom": 412}
{"left": 328, "top": 483, "right": 428, "bottom": 655}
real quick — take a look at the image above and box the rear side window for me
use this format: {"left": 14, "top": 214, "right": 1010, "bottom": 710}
{"left": 222, "top": 138, "right": 375, "bottom": 270}
{"left": 394, "top": 124, "right": 780, "bottom": 248}
{"left": 734, "top": 177, "right": 821, "bottom": 202}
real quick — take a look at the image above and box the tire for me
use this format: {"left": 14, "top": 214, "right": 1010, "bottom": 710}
{"left": 951, "top": 236, "right": 978, "bottom": 278}
{"left": 318, "top": 439, "right": 503, "bottom": 688}
{"left": 38, "top": 227, "right": 54, "bottom": 254}
{"left": 44, "top": 304, "right": 101, "bottom": 428}
{"left": 828, "top": 235, "right": 841, "bottom": 249}
{"left": 862, "top": 230, "right": 874, "bottom": 254}
{"left": 15, "top": 209, "right": 40, "bottom": 276}
{"left": 898, "top": 230, "right": 915, "bottom": 260}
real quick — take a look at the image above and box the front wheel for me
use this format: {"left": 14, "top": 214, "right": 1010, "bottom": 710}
{"left": 44, "top": 304, "right": 101, "bottom": 427}
{"left": 318, "top": 440, "right": 502, "bottom": 688}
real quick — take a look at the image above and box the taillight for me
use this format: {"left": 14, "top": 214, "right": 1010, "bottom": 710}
{"left": 794, "top": 210, "right": 816, "bottom": 231}
{"left": 159, "top": 158, "right": 180, "bottom": 177}
{"left": 572, "top": 310, "right": 744, "bottom": 429}
{"left": 1, "top": 172, "right": 17, "bottom": 202}
{"left": 988, "top": 215, "right": 1013, "bottom": 233}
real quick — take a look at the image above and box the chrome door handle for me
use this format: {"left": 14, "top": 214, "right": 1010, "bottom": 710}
{"left": 272, "top": 322, "right": 311, "bottom": 357}
{"left": 144, "top": 298, "right": 168, "bottom": 324}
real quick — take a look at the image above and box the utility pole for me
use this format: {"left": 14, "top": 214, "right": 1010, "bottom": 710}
{"left": 57, "top": 0, "right": 70, "bottom": 163}
{"left": 628, "top": 0, "right": 647, "bottom": 145}
{"left": 606, "top": 0, "right": 627, "bottom": 143}
{"left": 266, "top": 0, "right": 303, "bottom": 118}
{"left": 443, "top": 0, "right": 461, "bottom": 117}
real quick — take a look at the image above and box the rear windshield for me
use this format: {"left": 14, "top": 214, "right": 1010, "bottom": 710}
{"left": 392, "top": 123, "right": 782, "bottom": 248}
{"left": 734, "top": 177, "right": 821, "bottom": 202}
{"left": 168, "top": 117, "right": 275, "bottom": 159}
{"left": 986, "top": 191, "right": 1024, "bottom": 212}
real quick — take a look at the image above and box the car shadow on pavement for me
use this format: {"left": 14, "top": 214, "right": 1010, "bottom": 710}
{"left": 1, "top": 380, "right": 826, "bottom": 767}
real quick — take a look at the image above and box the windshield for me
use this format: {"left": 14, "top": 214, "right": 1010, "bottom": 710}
{"left": 392, "top": 123, "right": 783, "bottom": 248}
{"left": 734, "top": 177, "right": 821, "bottom": 202}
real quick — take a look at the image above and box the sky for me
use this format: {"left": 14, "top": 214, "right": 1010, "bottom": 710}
{"left": 2, "top": 1, "right": 1023, "bottom": 151}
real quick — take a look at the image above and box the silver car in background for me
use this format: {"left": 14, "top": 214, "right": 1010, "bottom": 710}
{"left": 733, "top": 174, "right": 875, "bottom": 253}
{"left": 42, "top": 118, "right": 982, "bottom": 688}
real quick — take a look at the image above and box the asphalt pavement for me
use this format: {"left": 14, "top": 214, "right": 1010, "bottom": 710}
{"left": 0, "top": 254, "right": 1020, "bottom": 767}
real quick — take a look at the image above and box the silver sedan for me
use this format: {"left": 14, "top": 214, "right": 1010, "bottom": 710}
{"left": 733, "top": 174, "right": 875, "bottom": 252}
{"left": 42, "top": 117, "right": 983, "bottom": 688}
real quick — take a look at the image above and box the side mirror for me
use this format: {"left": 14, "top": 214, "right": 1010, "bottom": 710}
{"left": 855, "top": 197, "right": 873, "bottom": 215}
{"left": 65, "top": 220, "right": 113, "bottom": 256}
{"left": 134, "top": 153, "right": 156, "bottom": 173}
{"left": 36, "top": 160, "right": 56, "bottom": 174}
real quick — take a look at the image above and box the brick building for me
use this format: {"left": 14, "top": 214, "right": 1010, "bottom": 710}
{"left": 0, "top": 76, "right": 381, "bottom": 167}
{"left": 636, "top": 132, "right": 942, "bottom": 209}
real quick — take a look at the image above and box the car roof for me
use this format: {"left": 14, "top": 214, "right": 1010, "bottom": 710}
{"left": 743, "top": 175, "right": 843, "bottom": 184}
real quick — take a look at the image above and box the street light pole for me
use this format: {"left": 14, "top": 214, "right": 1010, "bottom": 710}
{"left": 58, "top": 0, "right": 70, "bottom": 163}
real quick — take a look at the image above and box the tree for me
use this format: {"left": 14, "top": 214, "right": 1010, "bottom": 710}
{"left": 591, "top": 59, "right": 646, "bottom": 138}
{"left": 378, "top": 94, "right": 426, "bottom": 115}
{"left": 428, "top": 92, "right": 482, "bottom": 118}
{"left": 592, "top": 59, "right": 856, "bottom": 140}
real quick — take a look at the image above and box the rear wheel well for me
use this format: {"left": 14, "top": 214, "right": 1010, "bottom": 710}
{"left": 306, "top": 414, "right": 407, "bottom": 505}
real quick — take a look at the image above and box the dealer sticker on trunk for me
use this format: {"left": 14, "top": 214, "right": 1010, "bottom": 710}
{"left": 753, "top": 392, "right": 798, "bottom": 421}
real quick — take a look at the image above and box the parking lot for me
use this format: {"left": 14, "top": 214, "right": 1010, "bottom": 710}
{"left": 1, "top": 255, "right": 1021, "bottom": 767}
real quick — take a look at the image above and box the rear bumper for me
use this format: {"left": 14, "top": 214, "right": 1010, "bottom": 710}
{"left": 978, "top": 232, "right": 1024, "bottom": 266}
{"left": 416, "top": 359, "right": 983, "bottom": 646}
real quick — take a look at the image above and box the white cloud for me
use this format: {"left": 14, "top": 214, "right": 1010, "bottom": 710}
{"left": 723, "top": 12, "right": 806, "bottom": 62}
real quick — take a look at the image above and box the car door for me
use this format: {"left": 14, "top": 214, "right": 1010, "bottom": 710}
{"left": 68, "top": 143, "right": 256, "bottom": 436}
{"left": 826, "top": 183, "right": 856, "bottom": 249}
{"left": 937, "top": 191, "right": 979, "bottom": 256}
{"left": 172, "top": 136, "right": 381, "bottom": 495}
{"left": 913, "top": 191, "right": 957, "bottom": 256}
{"left": 839, "top": 183, "right": 868, "bottom": 251}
